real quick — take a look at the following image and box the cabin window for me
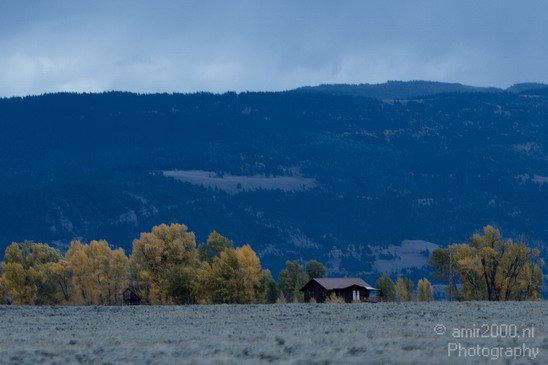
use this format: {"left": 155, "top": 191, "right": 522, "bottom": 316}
{"left": 352, "top": 290, "right": 360, "bottom": 301}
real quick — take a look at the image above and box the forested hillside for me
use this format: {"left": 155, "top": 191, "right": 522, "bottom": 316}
{"left": 1, "top": 83, "right": 548, "bottom": 280}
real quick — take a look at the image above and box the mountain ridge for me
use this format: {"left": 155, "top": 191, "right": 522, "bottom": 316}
{"left": 292, "top": 80, "right": 548, "bottom": 100}
{"left": 1, "top": 85, "right": 547, "bottom": 282}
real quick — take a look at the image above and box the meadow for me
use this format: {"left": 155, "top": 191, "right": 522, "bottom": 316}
{"left": 1, "top": 302, "right": 546, "bottom": 364}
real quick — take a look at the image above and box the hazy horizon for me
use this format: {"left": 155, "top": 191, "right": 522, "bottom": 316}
{"left": 1, "top": 79, "right": 546, "bottom": 99}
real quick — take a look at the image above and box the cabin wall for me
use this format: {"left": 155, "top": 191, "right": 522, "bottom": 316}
{"left": 302, "top": 282, "right": 372, "bottom": 303}
{"left": 303, "top": 282, "right": 328, "bottom": 303}
{"left": 338, "top": 287, "right": 370, "bottom": 303}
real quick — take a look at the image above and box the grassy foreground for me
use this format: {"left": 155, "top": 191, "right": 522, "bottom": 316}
{"left": 0, "top": 302, "right": 546, "bottom": 364}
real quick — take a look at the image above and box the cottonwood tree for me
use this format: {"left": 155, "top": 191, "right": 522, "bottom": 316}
{"left": 305, "top": 260, "right": 327, "bottom": 279}
{"left": 376, "top": 274, "right": 396, "bottom": 302}
{"left": 395, "top": 277, "right": 414, "bottom": 302}
{"left": 430, "top": 225, "right": 544, "bottom": 301}
{"left": 0, "top": 269, "right": 8, "bottom": 304}
{"left": 279, "top": 259, "right": 329, "bottom": 303}
{"left": 428, "top": 244, "right": 461, "bottom": 299}
{"left": 395, "top": 277, "right": 408, "bottom": 302}
{"left": 202, "top": 249, "right": 240, "bottom": 303}
{"left": 234, "top": 244, "right": 262, "bottom": 303}
{"left": 2, "top": 241, "right": 64, "bottom": 305}
{"left": 417, "top": 278, "right": 433, "bottom": 301}
{"left": 279, "top": 261, "right": 309, "bottom": 303}
{"left": 405, "top": 278, "right": 414, "bottom": 301}
{"left": 260, "top": 269, "right": 279, "bottom": 303}
{"left": 198, "top": 231, "right": 233, "bottom": 263}
{"left": 66, "top": 240, "right": 129, "bottom": 305}
{"left": 130, "top": 224, "right": 198, "bottom": 304}
{"left": 196, "top": 243, "right": 263, "bottom": 304}
{"left": 42, "top": 260, "right": 71, "bottom": 303}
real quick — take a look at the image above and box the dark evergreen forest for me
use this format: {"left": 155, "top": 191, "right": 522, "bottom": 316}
{"left": 1, "top": 83, "right": 547, "bottom": 279}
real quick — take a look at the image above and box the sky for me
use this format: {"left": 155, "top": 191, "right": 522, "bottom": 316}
{"left": 1, "top": 0, "right": 547, "bottom": 97}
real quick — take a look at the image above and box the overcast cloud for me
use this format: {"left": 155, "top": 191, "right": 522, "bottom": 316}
{"left": 1, "top": 0, "right": 547, "bottom": 96}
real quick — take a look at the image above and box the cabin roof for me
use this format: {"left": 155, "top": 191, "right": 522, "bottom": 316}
{"left": 300, "top": 277, "right": 375, "bottom": 291}
{"left": 123, "top": 287, "right": 140, "bottom": 298}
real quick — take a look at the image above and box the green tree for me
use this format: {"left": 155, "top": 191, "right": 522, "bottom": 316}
{"left": 404, "top": 278, "right": 414, "bottom": 301}
{"left": 279, "top": 261, "right": 309, "bottom": 303}
{"left": 376, "top": 274, "right": 396, "bottom": 302}
{"left": 305, "top": 260, "right": 327, "bottom": 279}
{"left": 260, "top": 269, "right": 279, "bottom": 303}
{"left": 166, "top": 263, "right": 196, "bottom": 304}
{"left": 206, "top": 249, "right": 240, "bottom": 303}
{"left": 428, "top": 244, "right": 459, "bottom": 299}
{"left": 198, "top": 231, "right": 233, "bottom": 263}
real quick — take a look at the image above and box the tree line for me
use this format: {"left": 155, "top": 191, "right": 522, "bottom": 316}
{"left": 0, "top": 223, "right": 327, "bottom": 305}
{"left": 1, "top": 224, "right": 542, "bottom": 305}
{"left": 428, "top": 225, "right": 543, "bottom": 301}
{"left": 375, "top": 226, "right": 544, "bottom": 302}
{"left": 375, "top": 275, "right": 434, "bottom": 302}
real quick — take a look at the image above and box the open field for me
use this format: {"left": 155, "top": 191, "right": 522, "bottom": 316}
{"left": 162, "top": 170, "right": 317, "bottom": 193}
{"left": 0, "top": 302, "right": 547, "bottom": 364}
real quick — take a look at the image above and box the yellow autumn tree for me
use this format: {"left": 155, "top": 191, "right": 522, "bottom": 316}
{"left": 192, "top": 260, "right": 214, "bottom": 304}
{"left": 4, "top": 262, "right": 36, "bottom": 304}
{"left": 130, "top": 224, "right": 198, "bottom": 304}
{"left": 0, "top": 267, "right": 8, "bottom": 304}
{"left": 66, "top": 240, "right": 129, "bottom": 305}
{"left": 417, "top": 278, "right": 433, "bottom": 301}
{"left": 2, "top": 241, "right": 64, "bottom": 305}
{"left": 430, "top": 225, "right": 544, "bottom": 301}
{"left": 196, "top": 241, "right": 264, "bottom": 304}
{"left": 234, "top": 244, "right": 262, "bottom": 303}
{"left": 395, "top": 277, "right": 408, "bottom": 303}
{"left": 42, "top": 260, "right": 72, "bottom": 303}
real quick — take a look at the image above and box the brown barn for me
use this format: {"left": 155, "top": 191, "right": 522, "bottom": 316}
{"left": 122, "top": 287, "right": 141, "bottom": 305}
{"left": 300, "top": 278, "right": 375, "bottom": 303}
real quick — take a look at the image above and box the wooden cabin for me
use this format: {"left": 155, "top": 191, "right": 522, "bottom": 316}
{"left": 122, "top": 287, "right": 141, "bottom": 305}
{"left": 300, "top": 278, "right": 375, "bottom": 303}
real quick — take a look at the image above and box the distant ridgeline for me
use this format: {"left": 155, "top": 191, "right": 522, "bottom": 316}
{"left": 0, "top": 81, "right": 548, "bottom": 282}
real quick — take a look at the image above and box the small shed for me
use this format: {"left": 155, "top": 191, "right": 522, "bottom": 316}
{"left": 122, "top": 287, "right": 141, "bottom": 305}
{"left": 300, "top": 278, "right": 375, "bottom": 303}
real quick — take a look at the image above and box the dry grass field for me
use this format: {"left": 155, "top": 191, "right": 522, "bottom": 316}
{"left": 0, "top": 302, "right": 547, "bottom": 364}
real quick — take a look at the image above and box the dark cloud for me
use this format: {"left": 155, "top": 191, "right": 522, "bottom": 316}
{"left": 1, "top": 0, "right": 547, "bottom": 96}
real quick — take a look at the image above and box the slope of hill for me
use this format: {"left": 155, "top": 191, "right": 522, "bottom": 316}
{"left": 292, "top": 80, "right": 502, "bottom": 99}
{"left": 1, "top": 87, "right": 547, "bottom": 280}
{"left": 506, "top": 82, "right": 548, "bottom": 94}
